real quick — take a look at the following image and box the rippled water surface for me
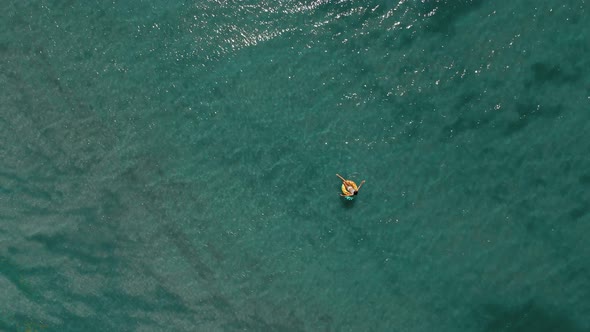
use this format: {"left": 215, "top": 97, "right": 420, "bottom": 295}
{"left": 2, "top": 0, "right": 589, "bottom": 331}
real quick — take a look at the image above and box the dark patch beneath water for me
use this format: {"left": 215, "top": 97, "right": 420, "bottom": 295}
{"left": 526, "top": 62, "right": 582, "bottom": 87}
{"left": 419, "top": 0, "right": 485, "bottom": 36}
{"left": 480, "top": 302, "right": 585, "bottom": 332}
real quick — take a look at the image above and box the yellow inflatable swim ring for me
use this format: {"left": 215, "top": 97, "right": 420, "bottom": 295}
{"left": 341, "top": 180, "right": 358, "bottom": 195}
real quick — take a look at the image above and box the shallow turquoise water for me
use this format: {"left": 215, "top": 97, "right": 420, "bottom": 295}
{"left": 1, "top": 0, "right": 589, "bottom": 331}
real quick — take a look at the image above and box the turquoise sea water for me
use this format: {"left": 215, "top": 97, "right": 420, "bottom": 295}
{"left": 1, "top": 0, "right": 589, "bottom": 331}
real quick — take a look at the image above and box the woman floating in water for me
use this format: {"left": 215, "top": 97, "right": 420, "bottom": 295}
{"left": 336, "top": 174, "right": 365, "bottom": 199}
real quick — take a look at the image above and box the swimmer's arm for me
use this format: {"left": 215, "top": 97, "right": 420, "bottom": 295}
{"left": 357, "top": 180, "right": 366, "bottom": 190}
